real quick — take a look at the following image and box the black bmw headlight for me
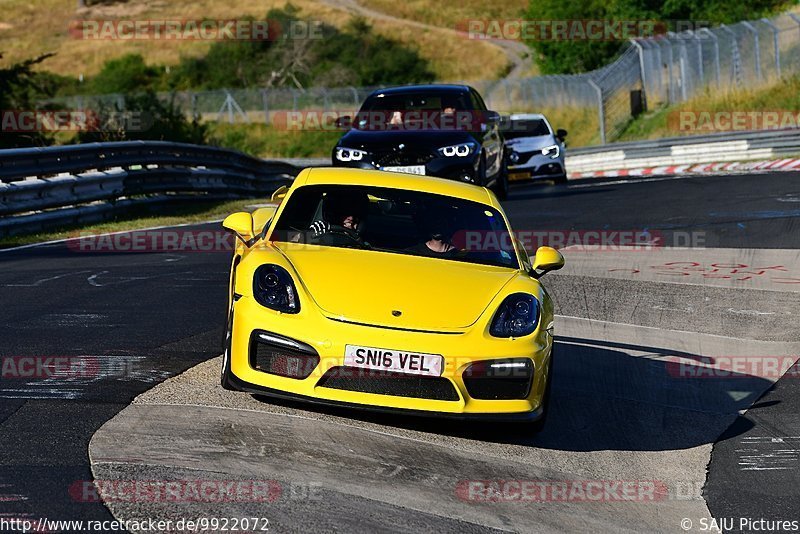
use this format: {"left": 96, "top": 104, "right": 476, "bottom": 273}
{"left": 335, "top": 147, "right": 368, "bottom": 162}
{"left": 437, "top": 141, "right": 477, "bottom": 157}
{"left": 489, "top": 293, "right": 540, "bottom": 338}
{"left": 253, "top": 265, "right": 300, "bottom": 314}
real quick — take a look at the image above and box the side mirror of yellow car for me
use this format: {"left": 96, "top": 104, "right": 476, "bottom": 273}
{"left": 530, "top": 246, "right": 565, "bottom": 278}
{"left": 222, "top": 212, "right": 255, "bottom": 245}
{"left": 252, "top": 205, "right": 278, "bottom": 236}
{"left": 271, "top": 185, "right": 289, "bottom": 203}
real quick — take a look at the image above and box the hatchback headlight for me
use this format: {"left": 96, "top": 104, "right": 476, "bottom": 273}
{"left": 253, "top": 265, "right": 299, "bottom": 314}
{"left": 489, "top": 293, "right": 540, "bottom": 338}
{"left": 541, "top": 144, "right": 560, "bottom": 159}
{"left": 335, "top": 147, "right": 367, "bottom": 162}
{"left": 438, "top": 142, "right": 476, "bottom": 157}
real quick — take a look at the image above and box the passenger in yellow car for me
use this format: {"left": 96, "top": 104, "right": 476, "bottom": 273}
{"left": 407, "top": 212, "right": 460, "bottom": 258}
{"left": 413, "top": 236, "right": 458, "bottom": 256}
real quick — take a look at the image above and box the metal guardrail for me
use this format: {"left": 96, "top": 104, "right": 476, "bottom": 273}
{"left": 0, "top": 141, "right": 301, "bottom": 237}
{"left": 566, "top": 128, "right": 800, "bottom": 172}
{"left": 2, "top": 129, "right": 797, "bottom": 237}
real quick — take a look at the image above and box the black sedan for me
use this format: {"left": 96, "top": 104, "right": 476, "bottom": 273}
{"left": 331, "top": 84, "right": 508, "bottom": 199}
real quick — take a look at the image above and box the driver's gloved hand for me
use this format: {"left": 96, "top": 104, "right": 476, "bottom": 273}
{"left": 309, "top": 220, "right": 330, "bottom": 236}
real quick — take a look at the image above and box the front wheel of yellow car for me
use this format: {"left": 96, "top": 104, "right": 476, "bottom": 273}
{"left": 530, "top": 347, "right": 554, "bottom": 433}
{"left": 220, "top": 306, "right": 237, "bottom": 391}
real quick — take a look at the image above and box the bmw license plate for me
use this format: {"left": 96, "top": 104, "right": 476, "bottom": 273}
{"left": 382, "top": 165, "right": 426, "bottom": 175}
{"left": 344, "top": 345, "right": 443, "bottom": 376}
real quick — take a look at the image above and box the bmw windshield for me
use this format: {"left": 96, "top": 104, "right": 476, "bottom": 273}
{"left": 352, "top": 91, "right": 475, "bottom": 131}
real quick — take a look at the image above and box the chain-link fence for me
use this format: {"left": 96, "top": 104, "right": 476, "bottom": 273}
{"left": 40, "top": 11, "right": 800, "bottom": 146}
{"left": 636, "top": 12, "right": 800, "bottom": 109}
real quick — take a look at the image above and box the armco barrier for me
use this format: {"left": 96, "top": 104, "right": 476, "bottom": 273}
{"left": 565, "top": 128, "right": 800, "bottom": 173}
{"left": 1, "top": 129, "right": 798, "bottom": 237}
{"left": 0, "top": 141, "right": 302, "bottom": 237}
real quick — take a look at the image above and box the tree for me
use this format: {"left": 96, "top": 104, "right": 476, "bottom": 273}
{"left": 74, "top": 92, "right": 206, "bottom": 144}
{"left": 0, "top": 52, "right": 56, "bottom": 148}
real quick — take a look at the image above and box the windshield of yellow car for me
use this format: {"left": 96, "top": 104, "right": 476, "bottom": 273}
{"left": 270, "top": 185, "right": 519, "bottom": 269}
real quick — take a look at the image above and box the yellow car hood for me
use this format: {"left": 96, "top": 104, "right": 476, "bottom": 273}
{"left": 274, "top": 244, "right": 517, "bottom": 330}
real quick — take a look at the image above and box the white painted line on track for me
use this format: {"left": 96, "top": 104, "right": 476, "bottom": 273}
{"left": 0, "top": 218, "right": 224, "bottom": 254}
{"left": 565, "top": 174, "right": 702, "bottom": 188}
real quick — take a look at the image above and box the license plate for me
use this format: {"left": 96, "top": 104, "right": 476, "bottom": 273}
{"left": 508, "top": 171, "right": 530, "bottom": 182}
{"left": 382, "top": 165, "right": 426, "bottom": 175}
{"left": 344, "top": 345, "right": 443, "bottom": 377}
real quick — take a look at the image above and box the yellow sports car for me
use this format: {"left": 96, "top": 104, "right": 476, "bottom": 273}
{"left": 220, "top": 168, "right": 564, "bottom": 427}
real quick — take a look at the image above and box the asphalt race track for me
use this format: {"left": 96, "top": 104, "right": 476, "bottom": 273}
{"left": 1, "top": 171, "right": 799, "bottom": 532}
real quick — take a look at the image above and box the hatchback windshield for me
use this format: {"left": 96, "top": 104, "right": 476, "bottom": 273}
{"left": 271, "top": 185, "right": 519, "bottom": 269}
{"left": 503, "top": 118, "right": 551, "bottom": 139}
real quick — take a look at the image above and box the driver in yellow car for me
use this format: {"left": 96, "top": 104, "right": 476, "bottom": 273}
{"left": 309, "top": 214, "right": 361, "bottom": 236}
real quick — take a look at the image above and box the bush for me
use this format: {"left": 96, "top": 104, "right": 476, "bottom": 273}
{"left": 89, "top": 54, "right": 162, "bottom": 94}
{"left": 75, "top": 92, "right": 206, "bottom": 144}
{"left": 166, "top": 9, "right": 433, "bottom": 90}
{"left": 311, "top": 18, "right": 434, "bottom": 87}
{"left": 46, "top": 8, "right": 435, "bottom": 95}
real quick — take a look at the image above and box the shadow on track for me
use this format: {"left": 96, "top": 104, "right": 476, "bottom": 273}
{"left": 508, "top": 182, "right": 618, "bottom": 202}
{"left": 251, "top": 337, "right": 770, "bottom": 452}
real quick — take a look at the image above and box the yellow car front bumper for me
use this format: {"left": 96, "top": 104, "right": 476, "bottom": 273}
{"left": 228, "top": 295, "right": 553, "bottom": 421}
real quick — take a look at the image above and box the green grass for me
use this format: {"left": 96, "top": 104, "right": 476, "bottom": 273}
{"left": 207, "top": 122, "right": 341, "bottom": 158}
{"left": 537, "top": 106, "right": 600, "bottom": 148}
{"left": 616, "top": 75, "right": 800, "bottom": 142}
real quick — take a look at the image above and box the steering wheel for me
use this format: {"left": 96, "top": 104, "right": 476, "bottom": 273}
{"left": 308, "top": 225, "right": 368, "bottom": 247}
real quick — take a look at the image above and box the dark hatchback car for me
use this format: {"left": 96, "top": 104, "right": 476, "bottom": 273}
{"left": 331, "top": 84, "right": 508, "bottom": 199}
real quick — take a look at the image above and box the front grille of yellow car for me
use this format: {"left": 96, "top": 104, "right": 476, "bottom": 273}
{"left": 249, "top": 330, "right": 320, "bottom": 380}
{"left": 316, "top": 366, "right": 459, "bottom": 401}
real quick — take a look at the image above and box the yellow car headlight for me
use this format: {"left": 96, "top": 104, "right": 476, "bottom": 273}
{"left": 489, "top": 293, "right": 540, "bottom": 338}
{"left": 253, "top": 265, "right": 300, "bottom": 314}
